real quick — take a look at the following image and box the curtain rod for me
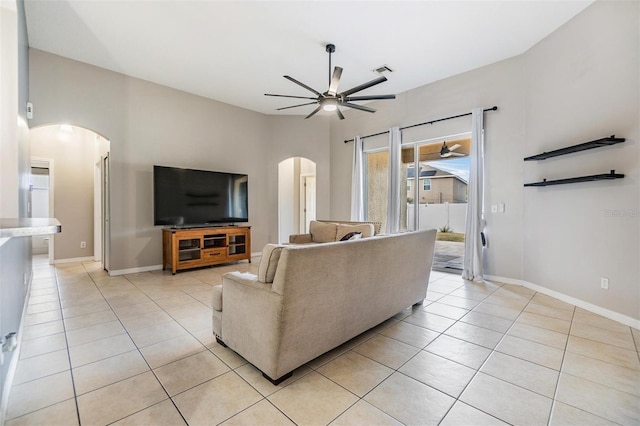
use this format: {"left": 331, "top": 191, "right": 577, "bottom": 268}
{"left": 343, "top": 106, "right": 498, "bottom": 143}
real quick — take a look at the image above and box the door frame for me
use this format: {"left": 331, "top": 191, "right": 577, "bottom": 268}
{"left": 101, "top": 154, "right": 110, "bottom": 272}
{"left": 30, "top": 157, "right": 54, "bottom": 264}
{"left": 299, "top": 174, "right": 316, "bottom": 233}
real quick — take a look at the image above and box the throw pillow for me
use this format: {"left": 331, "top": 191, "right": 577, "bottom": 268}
{"left": 336, "top": 223, "right": 374, "bottom": 240}
{"left": 309, "top": 221, "right": 338, "bottom": 243}
{"left": 258, "top": 244, "right": 283, "bottom": 283}
{"left": 339, "top": 231, "right": 362, "bottom": 241}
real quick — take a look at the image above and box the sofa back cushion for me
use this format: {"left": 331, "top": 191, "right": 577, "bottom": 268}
{"left": 336, "top": 223, "right": 375, "bottom": 240}
{"left": 258, "top": 244, "right": 283, "bottom": 283}
{"left": 309, "top": 221, "right": 337, "bottom": 243}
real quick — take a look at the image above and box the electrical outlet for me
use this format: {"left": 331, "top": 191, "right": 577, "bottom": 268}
{"left": 80, "top": 241, "right": 86, "bottom": 248}
{"left": 601, "top": 277, "right": 609, "bottom": 290}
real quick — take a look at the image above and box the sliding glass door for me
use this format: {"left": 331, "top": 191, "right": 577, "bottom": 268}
{"left": 364, "top": 134, "right": 471, "bottom": 272}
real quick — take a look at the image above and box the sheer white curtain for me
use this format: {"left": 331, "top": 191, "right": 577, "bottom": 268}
{"left": 386, "top": 127, "right": 402, "bottom": 234}
{"left": 350, "top": 136, "right": 365, "bottom": 221}
{"left": 462, "top": 108, "right": 485, "bottom": 281}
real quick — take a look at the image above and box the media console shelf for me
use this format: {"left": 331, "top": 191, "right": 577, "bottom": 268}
{"left": 524, "top": 135, "right": 625, "bottom": 188}
{"left": 162, "top": 226, "right": 251, "bottom": 274}
{"left": 524, "top": 135, "right": 625, "bottom": 161}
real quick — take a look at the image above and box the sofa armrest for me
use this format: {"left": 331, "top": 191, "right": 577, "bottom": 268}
{"left": 220, "top": 270, "right": 284, "bottom": 378}
{"left": 223, "top": 271, "right": 272, "bottom": 291}
{"left": 289, "top": 233, "right": 313, "bottom": 244}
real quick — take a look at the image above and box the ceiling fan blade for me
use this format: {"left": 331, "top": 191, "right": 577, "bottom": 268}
{"left": 336, "top": 107, "right": 345, "bottom": 120}
{"left": 345, "top": 94, "right": 396, "bottom": 101}
{"left": 340, "top": 76, "right": 387, "bottom": 97}
{"left": 341, "top": 102, "right": 376, "bottom": 113}
{"left": 327, "top": 66, "right": 343, "bottom": 96}
{"left": 451, "top": 152, "right": 466, "bottom": 157}
{"left": 449, "top": 144, "right": 461, "bottom": 151}
{"left": 265, "top": 93, "right": 318, "bottom": 100}
{"left": 276, "top": 102, "right": 318, "bottom": 111}
{"left": 284, "top": 75, "right": 322, "bottom": 97}
{"left": 305, "top": 105, "right": 323, "bottom": 119}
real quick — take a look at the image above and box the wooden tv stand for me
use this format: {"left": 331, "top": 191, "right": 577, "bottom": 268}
{"left": 162, "top": 226, "right": 251, "bottom": 274}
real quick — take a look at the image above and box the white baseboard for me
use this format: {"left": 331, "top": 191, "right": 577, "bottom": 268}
{"left": 109, "top": 257, "right": 257, "bottom": 276}
{"left": 52, "top": 256, "right": 95, "bottom": 264}
{"left": 485, "top": 274, "right": 640, "bottom": 330}
{"left": 108, "top": 264, "right": 163, "bottom": 276}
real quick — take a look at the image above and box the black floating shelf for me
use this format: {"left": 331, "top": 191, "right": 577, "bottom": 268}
{"left": 524, "top": 135, "right": 625, "bottom": 161}
{"left": 525, "top": 170, "right": 624, "bottom": 187}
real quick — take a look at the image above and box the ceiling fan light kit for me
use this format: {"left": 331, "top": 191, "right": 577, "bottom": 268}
{"left": 265, "top": 43, "right": 396, "bottom": 119}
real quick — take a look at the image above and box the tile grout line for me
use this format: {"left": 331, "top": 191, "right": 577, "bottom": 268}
{"left": 12, "top": 261, "right": 638, "bottom": 425}
{"left": 66, "top": 265, "right": 179, "bottom": 425}
{"left": 431, "top": 279, "right": 512, "bottom": 426}
{"left": 544, "top": 298, "right": 576, "bottom": 426}
{"left": 53, "top": 264, "right": 83, "bottom": 426}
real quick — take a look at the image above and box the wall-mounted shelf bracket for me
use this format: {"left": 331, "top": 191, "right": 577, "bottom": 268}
{"left": 524, "top": 135, "right": 625, "bottom": 161}
{"left": 524, "top": 170, "right": 625, "bottom": 187}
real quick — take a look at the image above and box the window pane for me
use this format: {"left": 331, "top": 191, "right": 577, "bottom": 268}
{"left": 365, "top": 151, "right": 388, "bottom": 232}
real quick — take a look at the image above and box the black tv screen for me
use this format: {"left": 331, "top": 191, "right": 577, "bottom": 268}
{"left": 153, "top": 165, "right": 248, "bottom": 227}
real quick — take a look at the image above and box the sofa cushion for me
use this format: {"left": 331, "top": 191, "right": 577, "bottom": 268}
{"left": 258, "top": 244, "right": 283, "bottom": 283}
{"left": 212, "top": 285, "right": 223, "bottom": 311}
{"left": 336, "top": 223, "right": 374, "bottom": 240}
{"left": 309, "top": 221, "right": 337, "bottom": 243}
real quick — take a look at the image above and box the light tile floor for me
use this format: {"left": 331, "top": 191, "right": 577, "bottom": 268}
{"left": 5, "top": 255, "right": 640, "bottom": 425}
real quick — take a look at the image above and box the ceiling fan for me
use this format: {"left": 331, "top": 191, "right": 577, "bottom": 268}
{"left": 265, "top": 43, "right": 396, "bottom": 120}
{"left": 440, "top": 141, "right": 465, "bottom": 158}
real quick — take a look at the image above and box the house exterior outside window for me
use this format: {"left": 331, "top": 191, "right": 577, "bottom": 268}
{"left": 423, "top": 178, "right": 431, "bottom": 191}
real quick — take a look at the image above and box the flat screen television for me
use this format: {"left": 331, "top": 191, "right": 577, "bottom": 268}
{"left": 153, "top": 165, "right": 248, "bottom": 227}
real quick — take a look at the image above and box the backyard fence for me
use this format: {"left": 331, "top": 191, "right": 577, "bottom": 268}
{"left": 407, "top": 203, "right": 467, "bottom": 233}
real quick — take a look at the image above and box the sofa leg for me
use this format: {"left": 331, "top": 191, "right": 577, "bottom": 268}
{"left": 263, "top": 371, "right": 292, "bottom": 386}
{"left": 216, "top": 336, "right": 227, "bottom": 347}
{"left": 413, "top": 299, "right": 424, "bottom": 307}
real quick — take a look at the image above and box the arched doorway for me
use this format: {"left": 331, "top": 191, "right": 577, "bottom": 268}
{"left": 278, "top": 157, "right": 316, "bottom": 243}
{"left": 30, "top": 124, "right": 111, "bottom": 269}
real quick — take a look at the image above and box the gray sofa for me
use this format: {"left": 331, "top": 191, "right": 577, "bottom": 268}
{"left": 211, "top": 229, "right": 437, "bottom": 384}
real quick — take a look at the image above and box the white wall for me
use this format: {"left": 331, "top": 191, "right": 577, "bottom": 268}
{"left": 24, "top": 1, "right": 639, "bottom": 320}
{"left": 31, "top": 125, "right": 98, "bottom": 261}
{"left": 28, "top": 50, "right": 332, "bottom": 272}
{"left": 331, "top": 57, "right": 525, "bottom": 279}
{"left": 267, "top": 116, "right": 330, "bottom": 243}
{"left": 330, "top": 1, "right": 639, "bottom": 321}
{"left": 1, "top": 2, "right": 19, "bottom": 218}
{"left": 521, "top": 0, "right": 639, "bottom": 320}
{"left": 278, "top": 158, "right": 295, "bottom": 244}
{"left": 0, "top": 0, "right": 32, "bottom": 420}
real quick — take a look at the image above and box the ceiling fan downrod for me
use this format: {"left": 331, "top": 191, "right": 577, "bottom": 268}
{"left": 326, "top": 43, "right": 335, "bottom": 88}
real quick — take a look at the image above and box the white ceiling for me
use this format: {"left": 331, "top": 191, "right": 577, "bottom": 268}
{"left": 24, "top": 0, "right": 593, "bottom": 116}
